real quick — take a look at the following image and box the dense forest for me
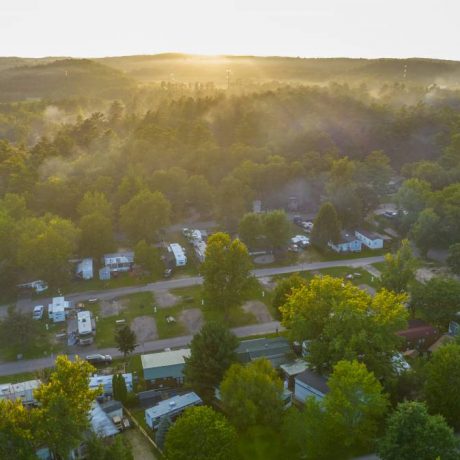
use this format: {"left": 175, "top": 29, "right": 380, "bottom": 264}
{"left": 1, "top": 55, "right": 460, "bottom": 290}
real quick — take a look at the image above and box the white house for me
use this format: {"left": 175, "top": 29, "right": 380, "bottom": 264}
{"left": 294, "top": 369, "right": 329, "bottom": 403}
{"left": 103, "top": 252, "right": 134, "bottom": 273}
{"left": 48, "top": 297, "right": 70, "bottom": 323}
{"left": 169, "top": 243, "right": 187, "bottom": 267}
{"left": 355, "top": 230, "right": 384, "bottom": 250}
{"left": 89, "top": 373, "right": 133, "bottom": 396}
{"left": 0, "top": 379, "right": 40, "bottom": 405}
{"left": 328, "top": 231, "right": 362, "bottom": 253}
{"left": 76, "top": 258, "right": 94, "bottom": 280}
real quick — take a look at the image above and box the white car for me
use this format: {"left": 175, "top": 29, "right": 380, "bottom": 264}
{"left": 32, "top": 305, "right": 44, "bottom": 320}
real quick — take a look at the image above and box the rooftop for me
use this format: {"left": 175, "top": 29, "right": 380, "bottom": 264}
{"left": 141, "top": 349, "right": 191, "bottom": 370}
{"left": 90, "top": 401, "right": 119, "bottom": 438}
{"left": 295, "top": 369, "right": 329, "bottom": 395}
{"left": 236, "top": 337, "right": 290, "bottom": 364}
{"left": 338, "top": 231, "right": 359, "bottom": 244}
{"left": 397, "top": 319, "right": 438, "bottom": 340}
{"left": 145, "top": 392, "right": 202, "bottom": 420}
{"left": 280, "top": 359, "right": 308, "bottom": 377}
{"left": 355, "top": 229, "right": 381, "bottom": 240}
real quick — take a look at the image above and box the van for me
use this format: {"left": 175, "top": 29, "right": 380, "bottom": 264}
{"left": 32, "top": 305, "right": 44, "bottom": 320}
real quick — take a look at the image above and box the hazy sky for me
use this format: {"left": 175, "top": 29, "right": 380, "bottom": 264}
{"left": 1, "top": 0, "right": 459, "bottom": 60}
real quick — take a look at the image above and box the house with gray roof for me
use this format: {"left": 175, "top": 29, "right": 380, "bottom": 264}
{"left": 294, "top": 369, "right": 329, "bottom": 403}
{"left": 236, "top": 337, "right": 291, "bottom": 368}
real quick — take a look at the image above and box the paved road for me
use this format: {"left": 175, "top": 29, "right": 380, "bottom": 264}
{"left": 0, "top": 255, "right": 384, "bottom": 377}
{"left": 0, "top": 321, "right": 283, "bottom": 376}
{"left": 11, "top": 255, "right": 385, "bottom": 313}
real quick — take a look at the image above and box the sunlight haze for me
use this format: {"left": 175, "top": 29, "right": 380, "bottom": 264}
{"left": 1, "top": 0, "right": 459, "bottom": 59}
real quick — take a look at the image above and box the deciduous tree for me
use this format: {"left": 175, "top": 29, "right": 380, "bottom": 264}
{"left": 164, "top": 406, "right": 236, "bottom": 460}
{"left": 378, "top": 401, "right": 459, "bottom": 460}
{"left": 311, "top": 202, "right": 341, "bottom": 248}
{"left": 424, "top": 342, "right": 460, "bottom": 430}
{"left": 114, "top": 325, "right": 138, "bottom": 361}
{"left": 184, "top": 322, "right": 238, "bottom": 401}
{"left": 272, "top": 274, "right": 306, "bottom": 319}
{"left": 201, "top": 232, "right": 253, "bottom": 315}
{"left": 220, "top": 359, "right": 284, "bottom": 431}
{"left": 79, "top": 212, "right": 115, "bottom": 259}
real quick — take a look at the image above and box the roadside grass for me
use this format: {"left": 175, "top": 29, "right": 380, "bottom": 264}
{"left": 0, "top": 370, "right": 41, "bottom": 384}
{"left": 372, "top": 261, "right": 387, "bottom": 271}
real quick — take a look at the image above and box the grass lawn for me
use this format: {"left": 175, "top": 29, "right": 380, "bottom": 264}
{"left": 0, "top": 319, "right": 65, "bottom": 362}
{"left": 88, "top": 292, "right": 155, "bottom": 348}
{"left": 0, "top": 370, "right": 41, "bottom": 384}
{"left": 171, "top": 285, "right": 258, "bottom": 328}
{"left": 155, "top": 304, "right": 188, "bottom": 339}
{"left": 372, "top": 261, "right": 387, "bottom": 271}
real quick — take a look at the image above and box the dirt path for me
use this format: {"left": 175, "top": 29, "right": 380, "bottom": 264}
{"left": 131, "top": 316, "right": 158, "bottom": 342}
{"left": 179, "top": 308, "right": 204, "bottom": 334}
{"left": 242, "top": 300, "right": 273, "bottom": 323}
{"left": 155, "top": 290, "right": 179, "bottom": 308}
{"left": 100, "top": 298, "right": 127, "bottom": 317}
{"left": 122, "top": 430, "right": 157, "bottom": 460}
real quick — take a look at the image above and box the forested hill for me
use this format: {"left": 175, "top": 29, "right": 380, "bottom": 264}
{"left": 0, "top": 59, "right": 136, "bottom": 102}
{"left": 96, "top": 54, "right": 460, "bottom": 86}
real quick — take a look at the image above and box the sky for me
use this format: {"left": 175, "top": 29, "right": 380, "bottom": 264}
{"left": 1, "top": 0, "right": 459, "bottom": 60}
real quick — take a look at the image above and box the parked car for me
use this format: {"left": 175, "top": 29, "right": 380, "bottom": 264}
{"left": 32, "top": 305, "right": 44, "bottom": 320}
{"left": 87, "top": 298, "right": 99, "bottom": 304}
{"left": 383, "top": 211, "right": 398, "bottom": 219}
{"left": 85, "top": 354, "right": 112, "bottom": 364}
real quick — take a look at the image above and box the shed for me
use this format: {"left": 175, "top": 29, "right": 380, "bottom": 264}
{"left": 76, "top": 258, "right": 94, "bottom": 280}
{"left": 236, "top": 337, "right": 291, "bottom": 368}
{"left": 99, "top": 266, "right": 111, "bottom": 280}
{"left": 294, "top": 369, "right": 329, "bottom": 403}
{"left": 141, "top": 349, "right": 191, "bottom": 384}
{"left": 145, "top": 392, "right": 202, "bottom": 430}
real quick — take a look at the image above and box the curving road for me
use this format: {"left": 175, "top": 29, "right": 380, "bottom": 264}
{"left": 0, "top": 255, "right": 384, "bottom": 377}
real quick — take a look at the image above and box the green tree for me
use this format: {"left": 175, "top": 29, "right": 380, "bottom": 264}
{"left": 272, "top": 274, "right": 306, "bottom": 319}
{"left": 16, "top": 214, "right": 80, "bottom": 286}
{"left": 0, "top": 399, "right": 38, "bottom": 460}
{"left": 216, "top": 176, "right": 250, "bottom": 231}
{"left": 238, "top": 212, "right": 264, "bottom": 249}
{"left": 114, "top": 325, "right": 138, "bottom": 361}
{"left": 120, "top": 189, "right": 171, "bottom": 242}
{"left": 201, "top": 232, "right": 253, "bottom": 316}
{"left": 311, "top": 202, "right": 341, "bottom": 248}
{"left": 396, "top": 178, "right": 432, "bottom": 224}
{"left": 87, "top": 434, "right": 134, "bottom": 460}
{"left": 324, "top": 360, "right": 388, "bottom": 457}
{"left": 0, "top": 307, "right": 46, "bottom": 354}
{"left": 361, "top": 150, "right": 393, "bottom": 195}
{"left": 112, "top": 373, "right": 128, "bottom": 404}
{"left": 424, "top": 342, "right": 460, "bottom": 430}
{"left": 34, "top": 355, "right": 101, "bottom": 459}
{"left": 184, "top": 322, "right": 238, "bottom": 401}
{"left": 164, "top": 406, "right": 237, "bottom": 460}
{"left": 410, "top": 277, "right": 460, "bottom": 326}
{"left": 133, "top": 239, "right": 162, "bottom": 276}
{"left": 220, "top": 359, "right": 284, "bottom": 431}
{"left": 378, "top": 401, "right": 459, "bottom": 460}
{"left": 281, "top": 275, "right": 408, "bottom": 379}
{"left": 447, "top": 243, "right": 460, "bottom": 274}
{"left": 380, "top": 239, "right": 417, "bottom": 294}
{"left": 411, "top": 208, "right": 440, "bottom": 256}
{"left": 186, "top": 175, "right": 214, "bottom": 216}
{"left": 77, "top": 191, "right": 113, "bottom": 220}
{"left": 79, "top": 212, "right": 115, "bottom": 259}
{"left": 283, "top": 360, "right": 388, "bottom": 460}
{"left": 262, "top": 210, "right": 290, "bottom": 253}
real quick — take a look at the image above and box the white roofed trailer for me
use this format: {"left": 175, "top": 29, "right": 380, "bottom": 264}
{"left": 169, "top": 243, "right": 187, "bottom": 267}
{"left": 77, "top": 310, "right": 94, "bottom": 345}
